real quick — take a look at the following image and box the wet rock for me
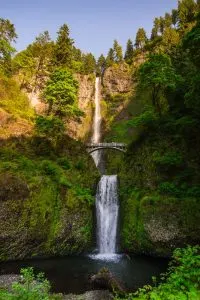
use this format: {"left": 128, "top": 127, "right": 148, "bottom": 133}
{"left": 90, "top": 267, "right": 126, "bottom": 294}
{"left": 63, "top": 290, "right": 113, "bottom": 300}
{"left": 0, "top": 274, "right": 21, "bottom": 290}
{"left": 0, "top": 174, "right": 29, "bottom": 202}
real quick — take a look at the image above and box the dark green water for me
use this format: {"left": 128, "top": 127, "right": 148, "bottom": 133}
{"left": 0, "top": 254, "right": 168, "bottom": 294}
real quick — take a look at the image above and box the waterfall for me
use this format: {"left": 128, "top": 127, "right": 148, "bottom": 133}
{"left": 92, "top": 77, "right": 101, "bottom": 144}
{"left": 91, "top": 77, "right": 101, "bottom": 167}
{"left": 90, "top": 78, "right": 120, "bottom": 260}
{"left": 96, "top": 175, "right": 119, "bottom": 254}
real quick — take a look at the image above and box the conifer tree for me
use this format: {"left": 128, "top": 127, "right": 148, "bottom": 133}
{"left": 178, "top": 0, "right": 197, "bottom": 28}
{"left": 135, "top": 28, "right": 148, "bottom": 49}
{"left": 97, "top": 54, "right": 106, "bottom": 75}
{"left": 164, "top": 13, "right": 172, "bottom": 28}
{"left": 53, "top": 24, "right": 73, "bottom": 68}
{"left": 151, "top": 18, "right": 160, "bottom": 40}
{"left": 113, "top": 40, "right": 123, "bottom": 62}
{"left": 124, "top": 39, "right": 134, "bottom": 64}
{"left": 82, "top": 53, "right": 96, "bottom": 74}
{"left": 106, "top": 48, "right": 115, "bottom": 67}
{"left": 0, "top": 18, "right": 17, "bottom": 75}
{"left": 172, "top": 9, "right": 179, "bottom": 27}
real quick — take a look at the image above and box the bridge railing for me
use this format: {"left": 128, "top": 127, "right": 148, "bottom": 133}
{"left": 86, "top": 142, "right": 127, "bottom": 148}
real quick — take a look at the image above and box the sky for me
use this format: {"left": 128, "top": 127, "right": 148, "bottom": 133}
{"left": 1, "top": 0, "right": 178, "bottom": 58}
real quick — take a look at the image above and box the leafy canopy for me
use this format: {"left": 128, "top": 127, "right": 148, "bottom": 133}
{"left": 43, "top": 68, "right": 80, "bottom": 118}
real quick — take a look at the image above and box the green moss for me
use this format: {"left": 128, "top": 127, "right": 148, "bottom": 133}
{"left": 0, "top": 135, "right": 99, "bottom": 261}
{"left": 0, "top": 75, "right": 35, "bottom": 120}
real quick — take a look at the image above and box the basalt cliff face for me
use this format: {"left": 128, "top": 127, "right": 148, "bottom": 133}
{"left": 102, "top": 63, "right": 132, "bottom": 95}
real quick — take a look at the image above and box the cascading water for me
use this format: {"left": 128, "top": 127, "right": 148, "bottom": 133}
{"left": 96, "top": 175, "right": 119, "bottom": 254}
{"left": 92, "top": 77, "right": 101, "bottom": 144}
{"left": 91, "top": 77, "right": 101, "bottom": 167}
{"left": 90, "top": 78, "right": 120, "bottom": 260}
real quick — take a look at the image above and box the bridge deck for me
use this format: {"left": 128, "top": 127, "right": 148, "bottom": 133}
{"left": 86, "top": 143, "right": 127, "bottom": 147}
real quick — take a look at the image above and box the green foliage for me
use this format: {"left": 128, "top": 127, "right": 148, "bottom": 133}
{"left": 124, "top": 39, "right": 134, "bottom": 65}
{"left": 35, "top": 115, "right": 65, "bottom": 141}
{"left": 53, "top": 24, "right": 73, "bottom": 68}
{"left": 13, "top": 31, "right": 54, "bottom": 91}
{"left": 0, "top": 267, "right": 61, "bottom": 299}
{"left": 138, "top": 54, "right": 178, "bottom": 115}
{"left": 113, "top": 40, "right": 123, "bottom": 62}
{"left": 0, "top": 74, "right": 34, "bottom": 120}
{"left": 128, "top": 108, "right": 159, "bottom": 129}
{"left": 116, "top": 246, "right": 200, "bottom": 300}
{"left": 0, "top": 18, "right": 17, "bottom": 75}
{"left": 97, "top": 54, "right": 106, "bottom": 75}
{"left": 153, "top": 151, "right": 183, "bottom": 168}
{"left": 135, "top": 28, "right": 148, "bottom": 49}
{"left": 43, "top": 68, "right": 80, "bottom": 118}
{"left": 82, "top": 53, "right": 96, "bottom": 74}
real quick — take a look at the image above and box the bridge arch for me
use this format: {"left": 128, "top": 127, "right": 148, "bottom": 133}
{"left": 86, "top": 143, "right": 127, "bottom": 154}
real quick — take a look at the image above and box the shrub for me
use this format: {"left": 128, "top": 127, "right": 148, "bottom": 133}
{"left": 35, "top": 115, "right": 65, "bottom": 140}
{"left": 0, "top": 267, "right": 61, "bottom": 299}
{"left": 153, "top": 151, "right": 183, "bottom": 168}
{"left": 128, "top": 108, "right": 159, "bottom": 129}
{"left": 115, "top": 245, "right": 200, "bottom": 299}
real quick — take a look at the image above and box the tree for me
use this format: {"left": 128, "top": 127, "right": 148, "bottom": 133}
{"left": 124, "top": 39, "right": 134, "bottom": 64}
{"left": 96, "top": 54, "right": 106, "bottom": 75}
{"left": 159, "top": 17, "right": 165, "bottom": 34}
{"left": 0, "top": 18, "right": 17, "bottom": 42}
{"left": 43, "top": 68, "right": 80, "bottom": 118}
{"left": 13, "top": 31, "right": 54, "bottom": 91}
{"left": 113, "top": 39, "right": 123, "bottom": 62}
{"left": 53, "top": 24, "right": 73, "bottom": 68}
{"left": 138, "top": 54, "right": 178, "bottom": 115}
{"left": 164, "top": 13, "right": 172, "bottom": 28}
{"left": 106, "top": 48, "right": 115, "bottom": 67}
{"left": 82, "top": 53, "right": 96, "bottom": 74}
{"left": 0, "top": 18, "right": 17, "bottom": 75}
{"left": 178, "top": 0, "right": 197, "bottom": 29}
{"left": 172, "top": 9, "right": 179, "bottom": 27}
{"left": 135, "top": 28, "right": 148, "bottom": 49}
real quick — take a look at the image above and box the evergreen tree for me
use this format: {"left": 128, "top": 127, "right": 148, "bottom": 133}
{"left": 0, "top": 18, "right": 17, "bottom": 75}
{"left": 151, "top": 18, "right": 160, "bottom": 40}
{"left": 13, "top": 31, "right": 54, "bottom": 91}
{"left": 159, "top": 17, "right": 165, "bottom": 34}
{"left": 178, "top": 0, "right": 197, "bottom": 29}
{"left": 113, "top": 39, "right": 123, "bottom": 62}
{"left": 164, "top": 13, "right": 172, "bottom": 28}
{"left": 53, "top": 24, "right": 73, "bottom": 68}
{"left": 124, "top": 39, "right": 134, "bottom": 64}
{"left": 172, "top": 9, "right": 179, "bottom": 27}
{"left": 82, "top": 53, "right": 96, "bottom": 74}
{"left": 106, "top": 48, "right": 115, "bottom": 67}
{"left": 135, "top": 28, "right": 148, "bottom": 49}
{"left": 97, "top": 54, "right": 106, "bottom": 75}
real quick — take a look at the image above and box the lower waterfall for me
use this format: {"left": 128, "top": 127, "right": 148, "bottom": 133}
{"left": 96, "top": 175, "right": 119, "bottom": 254}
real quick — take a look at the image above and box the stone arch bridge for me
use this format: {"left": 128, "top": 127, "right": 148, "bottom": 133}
{"left": 86, "top": 143, "right": 127, "bottom": 154}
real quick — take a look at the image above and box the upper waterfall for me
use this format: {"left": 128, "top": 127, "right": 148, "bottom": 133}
{"left": 91, "top": 77, "right": 102, "bottom": 167}
{"left": 92, "top": 77, "right": 101, "bottom": 143}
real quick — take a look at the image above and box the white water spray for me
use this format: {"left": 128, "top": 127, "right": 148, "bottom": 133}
{"left": 96, "top": 175, "right": 119, "bottom": 254}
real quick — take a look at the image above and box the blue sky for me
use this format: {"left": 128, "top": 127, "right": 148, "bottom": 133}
{"left": 1, "top": 0, "right": 177, "bottom": 58}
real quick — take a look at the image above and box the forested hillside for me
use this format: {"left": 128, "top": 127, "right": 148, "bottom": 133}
{"left": 0, "top": 0, "right": 200, "bottom": 299}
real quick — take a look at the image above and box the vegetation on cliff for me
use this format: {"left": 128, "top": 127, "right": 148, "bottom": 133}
{"left": 102, "top": 0, "right": 200, "bottom": 257}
